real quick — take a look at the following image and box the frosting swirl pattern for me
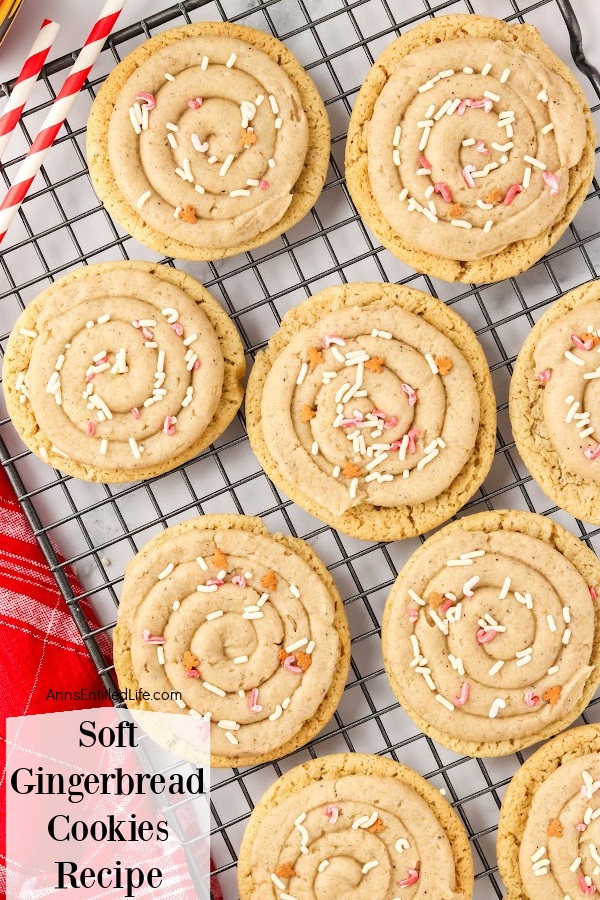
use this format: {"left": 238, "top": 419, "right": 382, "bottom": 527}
{"left": 383, "top": 512, "right": 600, "bottom": 755}
{"left": 114, "top": 516, "right": 349, "bottom": 765}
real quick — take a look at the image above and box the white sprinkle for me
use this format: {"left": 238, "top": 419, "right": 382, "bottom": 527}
{"left": 419, "top": 126, "right": 431, "bottom": 151}
{"left": 408, "top": 589, "right": 425, "bottom": 607}
{"left": 398, "top": 188, "right": 409, "bottom": 201}
{"left": 19, "top": 328, "right": 37, "bottom": 338}
{"left": 165, "top": 72, "right": 175, "bottom": 81}
{"left": 157, "top": 646, "right": 165, "bottom": 665}
{"left": 136, "top": 189, "right": 152, "bottom": 209}
{"left": 477, "top": 199, "right": 494, "bottom": 210}
{"left": 286, "top": 638, "right": 308, "bottom": 653}
{"left": 233, "top": 656, "right": 248, "bottom": 664}
{"left": 484, "top": 90, "right": 500, "bottom": 102}
{"left": 546, "top": 614, "right": 557, "bottom": 632}
{"left": 439, "top": 69, "right": 454, "bottom": 78}
{"left": 271, "top": 874, "right": 285, "bottom": 890}
{"left": 318, "top": 860, "right": 329, "bottom": 872}
{"left": 129, "top": 106, "right": 141, "bottom": 134}
{"left": 500, "top": 68, "right": 510, "bottom": 83}
{"left": 305, "top": 641, "right": 315, "bottom": 655}
{"left": 396, "top": 838, "right": 410, "bottom": 852}
{"left": 436, "top": 694, "right": 455, "bottom": 712}
{"left": 203, "top": 682, "right": 226, "bottom": 697}
{"left": 362, "top": 861, "right": 378, "bottom": 874}
{"left": 481, "top": 63, "right": 492, "bottom": 76}
{"left": 451, "top": 219, "right": 472, "bottom": 229}
{"left": 226, "top": 53, "right": 237, "bottom": 68}
{"left": 562, "top": 628, "right": 571, "bottom": 645}
{"left": 537, "top": 89, "right": 549, "bottom": 102}
{"left": 200, "top": 55, "right": 209, "bottom": 71}
{"left": 565, "top": 351, "right": 585, "bottom": 366}
{"left": 489, "top": 698, "right": 506, "bottom": 718}
{"left": 174, "top": 697, "right": 187, "bottom": 710}
{"left": 196, "top": 556, "right": 208, "bottom": 571}
{"left": 425, "top": 353, "right": 439, "bottom": 374}
{"left": 489, "top": 660, "right": 504, "bottom": 676}
{"left": 447, "top": 558, "right": 473, "bottom": 567}
{"left": 498, "top": 577, "right": 511, "bottom": 600}
{"left": 129, "top": 437, "right": 141, "bottom": 460}
{"left": 206, "top": 610, "right": 223, "bottom": 621}
{"left": 393, "top": 149, "right": 401, "bottom": 167}
{"left": 483, "top": 221, "right": 493, "bottom": 234}
{"left": 311, "top": 441, "right": 319, "bottom": 456}
{"left": 296, "top": 362, "right": 308, "bottom": 386}
{"left": 393, "top": 125, "right": 401, "bottom": 146}
{"left": 257, "top": 593, "right": 269, "bottom": 607}
{"left": 524, "top": 154, "right": 547, "bottom": 171}
{"left": 268, "top": 158, "right": 275, "bottom": 168}
{"left": 548, "top": 666, "right": 559, "bottom": 675}
{"left": 349, "top": 477, "right": 359, "bottom": 500}
{"left": 332, "top": 465, "right": 340, "bottom": 478}
{"left": 172, "top": 601, "right": 180, "bottom": 612}
{"left": 531, "top": 846, "right": 547, "bottom": 864}
{"left": 274, "top": 117, "right": 282, "bottom": 130}
{"left": 99, "top": 439, "right": 108, "bottom": 455}
{"left": 418, "top": 81, "right": 435, "bottom": 93}
{"left": 158, "top": 563, "right": 174, "bottom": 580}
{"left": 225, "top": 731, "right": 238, "bottom": 745}
{"left": 167, "top": 132, "right": 178, "bottom": 149}
{"left": 219, "top": 154, "right": 235, "bottom": 177}
{"left": 570, "top": 857, "right": 581, "bottom": 872}
{"left": 542, "top": 123, "right": 554, "bottom": 134}
{"left": 462, "top": 138, "right": 476, "bottom": 147}
{"left": 417, "top": 448, "right": 439, "bottom": 469}
{"left": 197, "top": 584, "right": 218, "bottom": 594}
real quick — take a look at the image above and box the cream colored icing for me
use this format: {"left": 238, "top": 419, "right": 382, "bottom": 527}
{"left": 108, "top": 35, "right": 309, "bottom": 248}
{"left": 385, "top": 528, "right": 595, "bottom": 744}
{"left": 260, "top": 305, "right": 480, "bottom": 517}
{"left": 248, "top": 774, "right": 463, "bottom": 899}
{"left": 534, "top": 300, "right": 600, "bottom": 483}
{"left": 368, "top": 37, "right": 587, "bottom": 260}
{"left": 21, "top": 268, "right": 223, "bottom": 470}
{"left": 121, "top": 527, "right": 340, "bottom": 758}
{"left": 520, "top": 753, "right": 600, "bottom": 898}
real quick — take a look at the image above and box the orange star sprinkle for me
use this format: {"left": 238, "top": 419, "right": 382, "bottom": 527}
{"left": 428, "top": 591, "right": 445, "bottom": 609}
{"left": 261, "top": 570, "right": 277, "bottom": 591}
{"left": 547, "top": 818, "right": 563, "bottom": 838}
{"left": 485, "top": 188, "right": 504, "bottom": 206}
{"left": 365, "top": 357, "right": 385, "bottom": 373}
{"left": 278, "top": 649, "right": 289, "bottom": 664}
{"left": 308, "top": 347, "right": 323, "bottom": 368}
{"left": 368, "top": 818, "right": 385, "bottom": 833}
{"left": 211, "top": 548, "right": 228, "bottom": 569}
{"left": 434, "top": 356, "right": 453, "bottom": 375}
{"left": 183, "top": 650, "right": 199, "bottom": 672}
{"left": 301, "top": 405, "right": 316, "bottom": 422}
{"left": 542, "top": 685, "right": 562, "bottom": 706}
{"left": 342, "top": 462, "right": 362, "bottom": 479}
{"left": 180, "top": 205, "right": 197, "bottom": 224}
{"left": 275, "top": 863, "right": 296, "bottom": 879}
{"left": 449, "top": 203, "right": 465, "bottom": 218}
{"left": 240, "top": 128, "right": 257, "bottom": 146}
{"left": 295, "top": 651, "right": 312, "bottom": 672}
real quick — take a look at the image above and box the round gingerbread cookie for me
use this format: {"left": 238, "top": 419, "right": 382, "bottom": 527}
{"left": 245, "top": 281, "right": 496, "bottom": 541}
{"left": 87, "top": 22, "right": 330, "bottom": 261}
{"left": 113, "top": 514, "right": 350, "bottom": 768}
{"left": 382, "top": 510, "right": 600, "bottom": 757}
{"left": 2, "top": 261, "right": 245, "bottom": 482}
{"left": 510, "top": 279, "right": 600, "bottom": 525}
{"left": 497, "top": 724, "right": 600, "bottom": 899}
{"left": 237, "top": 752, "right": 474, "bottom": 899}
{"left": 345, "top": 14, "right": 595, "bottom": 284}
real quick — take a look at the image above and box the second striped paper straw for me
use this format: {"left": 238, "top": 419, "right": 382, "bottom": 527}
{"left": 0, "top": 0, "right": 126, "bottom": 244}
{"left": 0, "top": 18, "right": 60, "bottom": 161}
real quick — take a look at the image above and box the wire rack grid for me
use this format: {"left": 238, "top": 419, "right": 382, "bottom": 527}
{"left": 1, "top": 0, "right": 600, "bottom": 896}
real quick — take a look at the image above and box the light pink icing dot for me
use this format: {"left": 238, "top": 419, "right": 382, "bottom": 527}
{"left": 406, "top": 428, "right": 420, "bottom": 453}
{"left": 590, "top": 586, "right": 597, "bottom": 600}
{"left": 470, "top": 98, "right": 493, "bottom": 112}
{"left": 87, "top": 421, "right": 95, "bottom": 436}
{"left": 322, "top": 334, "right": 346, "bottom": 348}
{"left": 383, "top": 415, "right": 398, "bottom": 430}
{"left": 440, "top": 598, "right": 453, "bottom": 614}
{"left": 454, "top": 681, "right": 470, "bottom": 707}
{"left": 85, "top": 372, "right": 95, "bottom": 382}
{"left": 462, "top": 165, "right": 477, "bottom": 188}
{"left": 248, "top": 688, "right": 262, "bottom": 712}
{"left": 193, "top": 359, "right": 201, "bottom": 370}
{"left": 476, "top": 140, "right": 489, "bottom": 154}
{"left": 398, "top": 868, "right": 420, "bottom": 888}
{"left": 578, "top": 875, "right": 597, "bottom": 894}
{"left": 523, "top": 689, "right": 539, "bottom": 707}
{"left": 572, "top": 333, "right": 594, "bottom": 351}
{"left": 584, "top": 445, "right": 600, "bottom": 461}
{"left": 171, "top": 322, "right": 184, "bottom": 336}
{"left": 141, "top": 326, "right": 154, "bottom": 340}
{"left": 131, "top": 407, "right": 140, "bottom": 419}
{"left": 433, "top": 182, "right": 452, "bottom": 203}
{"left": 401, "top": 383, "right": 417, "bottom": 406}
{"left": 477, "top": 627, "right": 496, "bottom": 644}
{"left": 136, "top": 92, "right": 156, "bottom": 110}
{"left": 576, "top": 822, "right": 587, "bottom": 832}
{"left": 282, "top": 655, "right": 302, "bottom": 675}
{"left": 324, "top": 804, "right": 339, "bottom": 824}
{"left": 504, "top": 184, "right": 523, "bottom": 206}
{"left": 542, "top": 170, "right": 560, "bottom": 195}
{"left": 186, "top": 668, "right": 201, "bottom": 678}
{"left": 141, "top": 629, "right": 165, "bottom": 644}
{"left": 259, "top": 180, "right": 270, "bottom": 190}
{"left": 535, "top": 369, "right": 551, "bottom": 383}
{"left": 163, "top": 415, "right": 176, "bottom": 436}
{"left": 408, "top": 608, "right": 419, "bottom": 623}
{"left": 188, "top": 97, "right": 203, "bottom": 109}
{"left": 231, "top": 574, "right": 247, "bottom": 587}
{"left": 206, "top": 577, "right": 224, "bottom": 587}
{"left": 419, "top": 155, "right": 431, "bottom": 170}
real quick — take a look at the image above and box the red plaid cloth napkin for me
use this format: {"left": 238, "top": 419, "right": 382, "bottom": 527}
{"left": 0, "top": 465, "right": 223, "bottom": 900}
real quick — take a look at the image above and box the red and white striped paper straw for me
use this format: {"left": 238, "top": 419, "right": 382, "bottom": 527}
{"left": 0, "top": 18, "right": 60, "bottom": 161}
{"left": 0, "top": 0, "right": 126, "bottom": 244}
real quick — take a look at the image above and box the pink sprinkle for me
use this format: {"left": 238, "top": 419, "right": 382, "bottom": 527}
{"left": 384, "top": 416, "right": 398, "bottom": 430}
{"left": 590, "top": 586, "right": 597, "bottom": 600}
{"left": 584, "top": 445, "right": 600, "bottom": 461}
{"left": 504, "top": 184, "right": 523, "bottom": 206}
{"left": 408, "top": 608, "right": 419, "bottom": 623}
{"left": 576, "top": 822, "right": 587, "bottom": 832}
{"left": 440, "top": 597, "right": 453, "bottom": 614}
{"left": 419, "top": 155, "right": 431, "bottom": 170}
{"left": 457, "top": 99, "right": 472, "bottom": 116}
{"left": 187, "top": 668, "right": 201, "bottom": 678}
{"left": 188, "top": 97, "right": 203, "bottom": 109}
{"left": 171, "top": 322, "right": 184, "bottom": 336}
{"left": 163, "top": 415, "right": 177, "bottom": 436}
{"left": 399, "top": 868, "right": 420, "bottom": 888}
{"left": 476, "top": 140, "right": 489, "bottom": 154}
{"left": 248, "top": 688, "right": 262, "bottom": 713}
{"left": 572, "top": 333, "right": 594, "bottom": 351}
{"left": 141, "top": 326, "right": 154, "bottom": 340}
{"left": 141, "top": 629, "right": 165, "bottom": 644}
{"left": 477, "top": 628, "right": 496, "bottom": 644}
{"left": 322, "top": 334, "right": 347, "bottom": 348}
{"left": 341, "top": 411, "right": 364, "bottom": 428}
{"left": 85, "top": 372, "right": 95, "bottom": 383}
{"left": 407, "top": 428, "right": 420, "bottom": 453}
{"left": 259, "top": 180, "right": 269, "bottom": 190}
{"left": 462, "top": 165, "right": 477, "bottom": 188}
{"left": 136, "top": 92, "right": 156, "bottom": 110}
{"left": 523, "top": 690, "right": 539, "bottom": 707}
{"left": 231, "top": 574, "right": 247, "bottom": 587}
{"left": 401, "top": 383, "right": 417, "bottom": 406}
{"left": 206, "top": 577, "right": 224, "bottom": 587}
{"left": 578, "top": 875, "right": 597, "bottom": 894}
{"left": 193, "top": 359, "right": 201, "bottom": 370}
{"left": 542, "top": 170, "right": 560, "bottom": 196}
{"left": 454, "top": 682, "right": 470, "bottom": 707}
{"left": 87, "top": 421, "right": 95, "bottom": 436}
{"left": 283, "top": 655, "right": 303, "bottom": 674}
{"left": 535, "top": 369, "right": 551, "bottom": 383}
{"left": 324, "top": 804, "right": 339, "bottom": 824}
{"left": 131, "top": 407, "right": 140, "bottom": 419}
{"left": 434, "top": 182, "right": 452, "bottom": 203}
{"left": 132, "top": 319, "right": 140, "bottom": 328}
{"left": 470, "top": 98, "right": 493, "bottom": 112}
{"left": 371, "top": 409, "right": 387, "bottom": 420}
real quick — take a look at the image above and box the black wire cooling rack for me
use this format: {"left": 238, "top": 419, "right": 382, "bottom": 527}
{"left": 1, "top": 0, "right": 600, "bottom": 896}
